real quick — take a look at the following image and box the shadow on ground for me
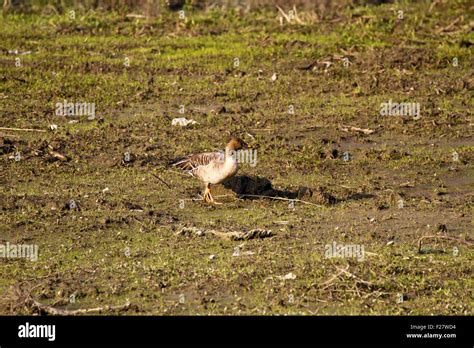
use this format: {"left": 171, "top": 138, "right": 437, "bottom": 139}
{"left": 222, "top": 175, "right": 337, "bottom": 205}
{"left": 222, "top": 175, "right": 377, "bottom": 205}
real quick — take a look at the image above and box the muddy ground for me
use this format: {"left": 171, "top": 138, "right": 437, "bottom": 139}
{"left": 0, "top": 1, "right": 473, "bottom": 315}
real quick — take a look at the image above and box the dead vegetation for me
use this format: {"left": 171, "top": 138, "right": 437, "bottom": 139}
{"left": 0, "top": 0, "right": 472, "bottom": 315}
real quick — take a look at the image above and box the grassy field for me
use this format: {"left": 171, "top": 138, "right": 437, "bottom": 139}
{"left": 0, "top": 0, "right": 473, "bottom": 315}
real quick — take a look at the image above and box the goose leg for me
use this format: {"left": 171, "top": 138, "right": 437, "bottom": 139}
{"left": 203, "top": 183, "right": 214, "bottom": 203}
{"left": 203, "top": 184, "right": 221, "bottom": 204}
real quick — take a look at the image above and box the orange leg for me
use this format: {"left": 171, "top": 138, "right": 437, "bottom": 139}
{"left": 203, "top": 183, "right": 214, "bottom": 203}
{"left": 203, "top": 184, "right": 222, "bottom": 204}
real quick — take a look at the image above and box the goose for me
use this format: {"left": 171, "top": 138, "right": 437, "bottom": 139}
{"left": 170, "top": 137, "right": 249, "bottom": 203}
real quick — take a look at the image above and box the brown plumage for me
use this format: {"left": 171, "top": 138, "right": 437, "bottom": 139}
{"left": 170, "top": 137, "right": 249, "bottom": 203}
{"left": 171, "top": 152, "right": 224, "bottom": 173}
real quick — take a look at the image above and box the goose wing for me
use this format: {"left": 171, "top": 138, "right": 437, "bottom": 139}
{"left": 170, "top": 151, "right": 224, "bottom": 174}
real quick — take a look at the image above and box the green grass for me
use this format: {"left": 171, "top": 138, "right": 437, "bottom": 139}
{"left": 0, "top": 0, "right": 473, "bottom": 315}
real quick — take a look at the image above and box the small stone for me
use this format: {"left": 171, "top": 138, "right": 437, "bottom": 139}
{"left": 437, "top": 224, "right": 448, "bottom": 232}
{"left": 278, "top": 272, "right": 296, "bottom": 280}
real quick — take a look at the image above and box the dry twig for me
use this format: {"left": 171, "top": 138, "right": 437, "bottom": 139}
{"left": 319, "top": 265, "right": 350, "bottom": 290}
{"left": 339, "top": 125, "right": 375, "bottom": 135}
{"left": 152, "top": 173, "right": 171, "bottom": 189}
{"left": 0, "top": 127, "right": 47, "bottom": 133}
{"left": 238, "top": 194, "right": 323, "bottom": 207}
{"left": 417, "top": 235, "right": 472, "bottom": 253}
{"left": 33, "top": 300, "right": 131, "bottom": 315}
{"left": 436, "top": 16, "right": 463, "bottom": 34}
